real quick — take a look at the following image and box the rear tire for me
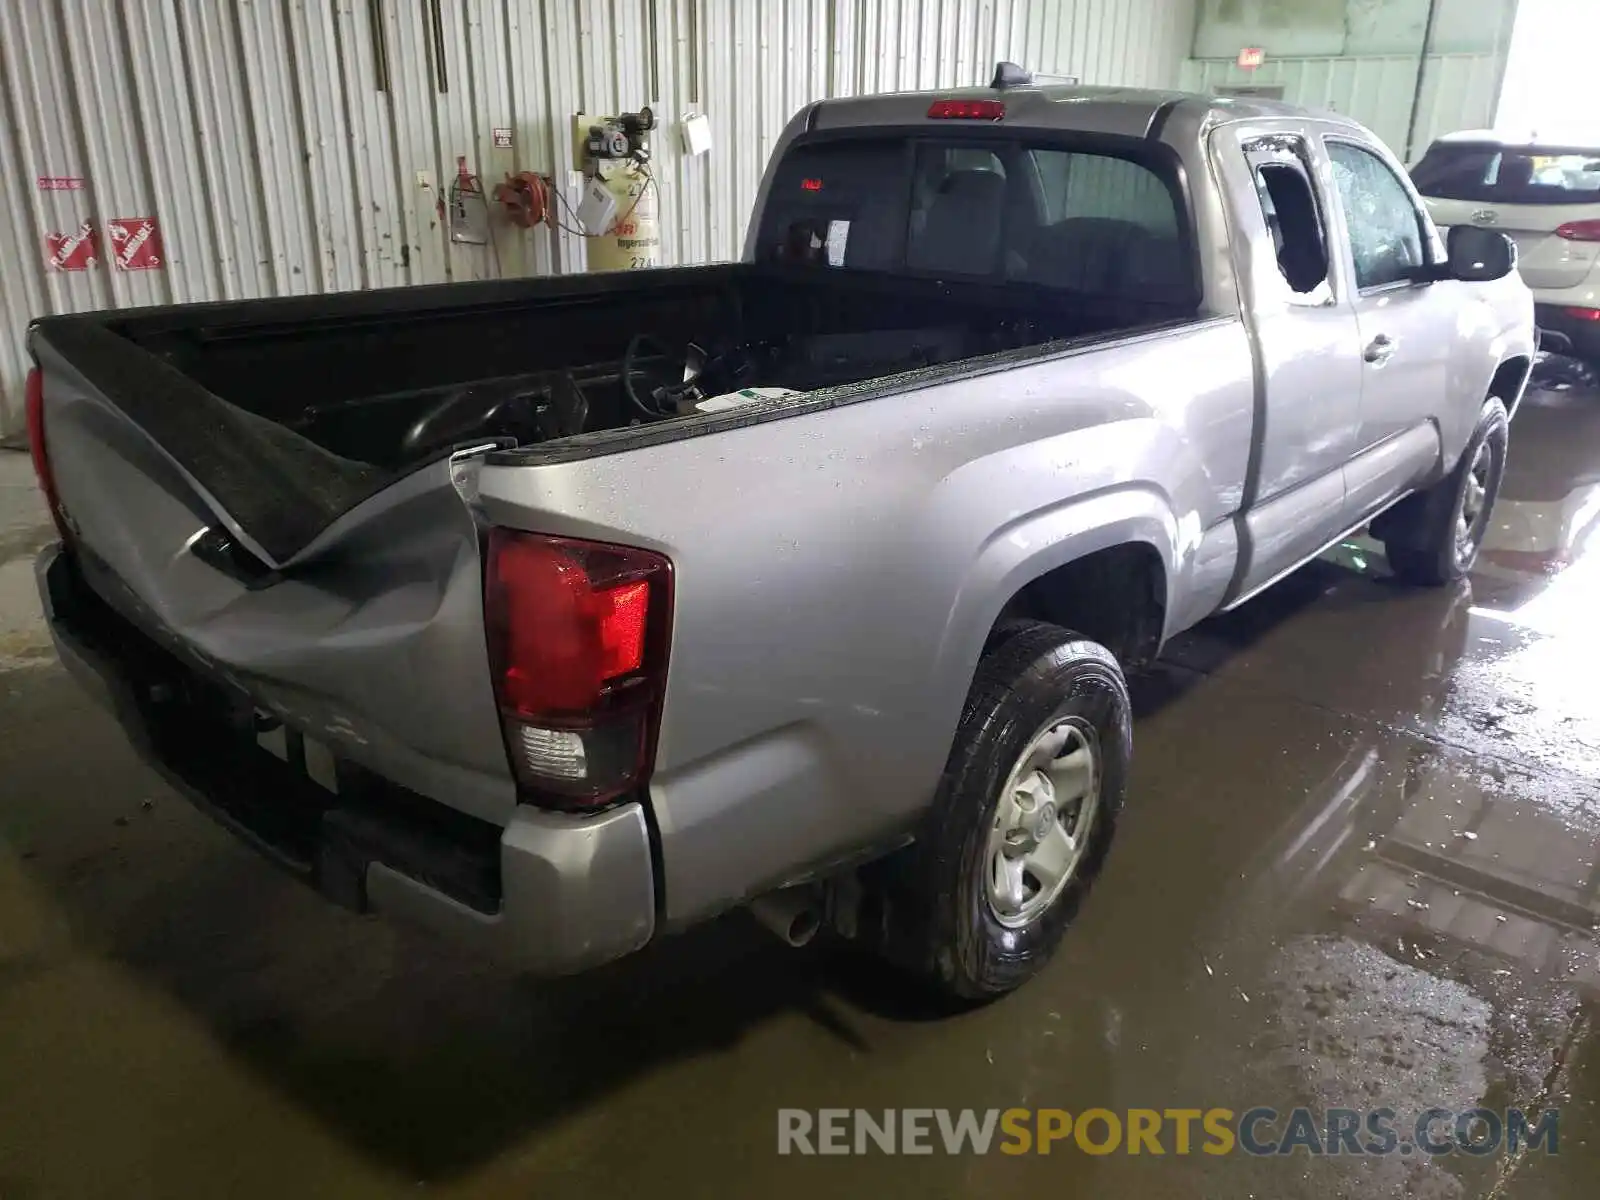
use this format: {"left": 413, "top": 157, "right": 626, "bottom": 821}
{"left": 1381, "top": 398, "right": 1508, "bottom": 586}
{"left": 878, "top": 621, "right": 1131, "bottom": 1000}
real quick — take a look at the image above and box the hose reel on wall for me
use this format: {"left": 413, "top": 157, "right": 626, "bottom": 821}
{"left": 493, "top": 172, "right": 551, "bottom": 228}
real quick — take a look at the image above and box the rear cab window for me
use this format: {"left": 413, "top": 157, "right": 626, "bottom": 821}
{"left": 754, "top": 132, "right": 1198, "bottom": 308}
{"left": 1412, "top": 142, "right": 1600, "bottom": 205}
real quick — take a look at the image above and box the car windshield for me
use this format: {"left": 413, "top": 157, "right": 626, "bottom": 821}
{"left": 753, "top": 134, "right": 1197, "bottom": 307}
{"left": 1411, "top": 142, "right": 1600, "bottom": 205}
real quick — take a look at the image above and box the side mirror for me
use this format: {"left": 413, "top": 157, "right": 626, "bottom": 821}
{"left": 1446, "top": 225, "right": 1516, "bottom": 282}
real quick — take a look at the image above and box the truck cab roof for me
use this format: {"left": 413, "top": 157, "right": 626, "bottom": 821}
{"left": 808, "top": 83, "right": 1365, "bottom": 141}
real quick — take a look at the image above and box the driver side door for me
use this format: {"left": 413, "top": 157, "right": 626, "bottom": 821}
{"left": 1213, "top": 123, "right": 1363, "bottom": 604}
{"left": 1322, "top": 136, "right": 1451, "bottom": 523}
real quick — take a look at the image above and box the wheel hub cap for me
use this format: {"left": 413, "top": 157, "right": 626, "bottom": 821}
{"left": 985, "top": 718, "right": 1101, "bottom": 928}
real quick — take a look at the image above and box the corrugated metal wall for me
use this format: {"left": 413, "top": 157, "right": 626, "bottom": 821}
{"left": 0, "top": 0, "right": 1195, "bottom": 439}
{"left": 1181, "top": 53, "right": 1503, "bottom": 161}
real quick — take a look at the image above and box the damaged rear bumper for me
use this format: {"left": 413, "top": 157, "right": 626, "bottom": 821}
{"left": 35, "top": 542, "right": 656, "bottom": 975}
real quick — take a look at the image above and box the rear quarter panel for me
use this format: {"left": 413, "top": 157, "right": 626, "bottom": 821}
{"left": 477, "top": 319, "right": 1255, "bottom": 923}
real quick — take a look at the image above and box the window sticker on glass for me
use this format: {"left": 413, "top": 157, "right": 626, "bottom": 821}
{"left": 780, "top": 220, "right": 825, "bottom": 262}
{"left": 826, "top": 220, "right": 850, "bottom": 266}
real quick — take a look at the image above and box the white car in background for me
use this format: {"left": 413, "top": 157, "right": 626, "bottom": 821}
{"left": 1412, "top": 131, "right": 1600, "bottom": 367}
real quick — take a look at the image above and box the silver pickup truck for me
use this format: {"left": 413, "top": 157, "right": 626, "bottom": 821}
{"left": 25, "top": 77, "right": 1533, "bottom": 999}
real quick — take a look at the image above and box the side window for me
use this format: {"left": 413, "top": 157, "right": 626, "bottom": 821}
{"left": 1242, "top": 135, "right": 1329, "bottom": 300}
{"left": 1327, "top": 141, "right": 1427, "bottom": 289}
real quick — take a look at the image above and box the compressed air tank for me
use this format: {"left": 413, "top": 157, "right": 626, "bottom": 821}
{"left": 586, "top": 158, "right": 660, "bottom": 271}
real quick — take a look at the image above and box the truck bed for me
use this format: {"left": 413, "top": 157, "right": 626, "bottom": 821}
{"left": 32, "top": 264, "right": 1193, "bottom": 565}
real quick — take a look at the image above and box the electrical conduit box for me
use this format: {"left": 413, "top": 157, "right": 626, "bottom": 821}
{"left": 570, "top": 112, "right": 595, "bottom": 173}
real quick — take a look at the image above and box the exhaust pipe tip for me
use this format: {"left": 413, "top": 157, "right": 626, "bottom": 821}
{"left": 784, "top": 906, "right": 822, "bottom": 947}
{"left": 749, "top": 887, "right": 822, "bottom": 947}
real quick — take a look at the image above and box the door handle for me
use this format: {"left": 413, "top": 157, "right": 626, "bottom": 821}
{"left": 1364, "top": 334, "right": 1396, "bottom": 364}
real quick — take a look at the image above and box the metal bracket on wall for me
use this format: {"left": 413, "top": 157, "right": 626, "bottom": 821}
{"left": 368, "top": 0, "right": 390, "bottom": 91}
{"left": 1403, "top": 0, "right": 1442, "bottom": 160}
{"left": 426, "top": 0, "right": 449, "bottom": 93}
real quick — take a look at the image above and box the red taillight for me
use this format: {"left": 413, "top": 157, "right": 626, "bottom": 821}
{"left": 1555, "top": 219, "right": 1600, "bottom": 242}
{"left": 927, "top": 99, "right": 1005, "bottom": 121}
{"left": 24, "top": 368, "right": 70, "bottom": 541}
{"left": 800, "top": 178, "right": 823, "bottom": 191}
{"left": 484, "top": 530, "right": 672, "bottom": 808}
{"left": 1564, "top": 306, "right": 1600, "bottom": 321}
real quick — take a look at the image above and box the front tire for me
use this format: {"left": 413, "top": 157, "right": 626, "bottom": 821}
{"left": 1382, "top": 398, "right": 1508, "bottom": 586}
{"left": 885, "top": 622, "right": 1131, "bottom": 1000}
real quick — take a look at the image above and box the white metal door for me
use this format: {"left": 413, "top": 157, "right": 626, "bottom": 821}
{"left": 1326, "top": 137, "right": 1449, "bottom": 519}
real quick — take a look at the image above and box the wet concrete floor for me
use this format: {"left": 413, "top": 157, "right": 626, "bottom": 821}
{"left": 2, "top": 379, "right": 1600, "bottom": 1198}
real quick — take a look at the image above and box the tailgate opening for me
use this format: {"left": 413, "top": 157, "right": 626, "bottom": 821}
{"left": 47, "top": 549, "right": 504, "bottom": 915}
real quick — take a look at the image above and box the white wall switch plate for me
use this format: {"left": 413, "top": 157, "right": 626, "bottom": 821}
{"left": 679, "top": 112, "right": 712, "bottom": 156}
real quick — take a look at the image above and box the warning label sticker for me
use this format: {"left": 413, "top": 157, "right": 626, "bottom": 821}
{"left": 37, "top": 176, "right": 87, "bottom": 191}
{"left": 45, "top": 221, "right": 100, "bottom": 271}
{"left": 108, "top": 216, "right": 164, "bottom": 270}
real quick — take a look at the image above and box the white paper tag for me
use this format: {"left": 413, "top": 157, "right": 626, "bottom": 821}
{"left": 825, "top": 220, "right": 850, "bottom": 266}
{"left": 575, "top": 176, "right": 618, "bottom": 235}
